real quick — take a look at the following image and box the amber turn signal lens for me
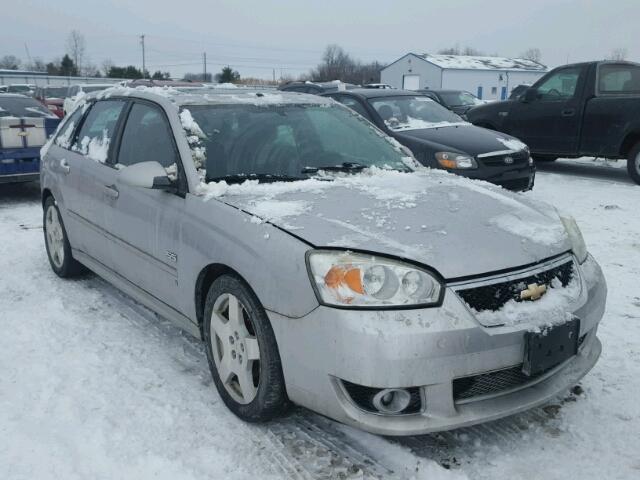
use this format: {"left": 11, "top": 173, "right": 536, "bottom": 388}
{"left": 324, "top": 266, "right": 364, "bottom": 294}
{"left": 437, "top": 158, "right": 457, "bottom": 169}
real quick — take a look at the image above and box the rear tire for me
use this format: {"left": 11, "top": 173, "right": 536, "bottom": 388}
{"left": 203, "top": 274, "right": 290, "bottom": 422}
{"left": 627, "top": 144, "right": 640, "bottom": 185}
{"left": 43, "top": 196, "right": 84, "bottom": 277}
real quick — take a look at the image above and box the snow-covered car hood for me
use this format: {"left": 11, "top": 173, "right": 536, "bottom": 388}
{"left": 393, "top": 124, "right": 528, "bottom": 157}
{"left": 203, "top": 169, "right": 571, "bottom": 279}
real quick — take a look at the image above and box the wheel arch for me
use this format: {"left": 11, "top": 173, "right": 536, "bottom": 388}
{"left": 620, "top": 131, "right": 640, "bottom": 158}
{"left": 195, "top": 263, "right": 261, "bottom": 337}
{"left": 42, "top": 187, "right": 54, "bottom": 207}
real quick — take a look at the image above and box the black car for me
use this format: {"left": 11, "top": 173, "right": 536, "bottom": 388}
{"left": 278, "top": 81, "right": 357, "bottom": 94}
{"left": 418, "top": 89, "right": 484, "bottom": 118}
{"left": 324, "top": 89, "right": 535, "bottom": 191}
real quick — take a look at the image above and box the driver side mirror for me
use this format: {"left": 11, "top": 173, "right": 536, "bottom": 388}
{"left": 522, "top": 88, "right": 538, "bottom": 103}
{"left": 118, "top": 161, "right": 174, "bottom": 191}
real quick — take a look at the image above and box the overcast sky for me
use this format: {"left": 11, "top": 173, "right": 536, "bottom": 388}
{"left": 5, "top": 0, "right": 639, "bottom": 80}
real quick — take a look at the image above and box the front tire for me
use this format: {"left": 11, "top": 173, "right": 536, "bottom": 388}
{"left": 627, "top": 144, "right": 640, "bottom": 185}
{"left": 43, "top": 196, "right": 84, "bottom": 277}
{"left": 203, "top": 274, "right": 290, "bottom": 422}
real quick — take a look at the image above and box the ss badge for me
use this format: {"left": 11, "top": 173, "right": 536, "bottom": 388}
{"left": 165, "top": 251, "right": 178, "bottom": 263}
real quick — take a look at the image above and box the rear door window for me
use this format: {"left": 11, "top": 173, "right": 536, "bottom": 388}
{"left": 73, "top": 100, "right": 126, "bottom": 163}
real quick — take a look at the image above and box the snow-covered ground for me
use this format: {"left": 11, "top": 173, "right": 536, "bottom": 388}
{"left": 1, "top": 159, "right": 638, "bottom": 479}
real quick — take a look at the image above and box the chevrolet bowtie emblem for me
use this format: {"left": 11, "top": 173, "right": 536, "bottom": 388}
{"left": 520, "top": 283, "right": 547, "bottom": 301}
{"left": 17, "top": 131, "right": 29, "bottom": 137}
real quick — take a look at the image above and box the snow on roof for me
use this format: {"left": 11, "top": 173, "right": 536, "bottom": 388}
{"left": 418, "top": 54, "right": 547, "bottom": 72}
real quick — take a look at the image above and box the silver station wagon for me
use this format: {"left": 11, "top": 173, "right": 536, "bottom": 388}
{"left": 40, "top": 88, "right": 606, "bottom": 436}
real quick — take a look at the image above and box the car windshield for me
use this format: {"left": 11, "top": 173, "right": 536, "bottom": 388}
{"left": 0, "top": 97, "right": 53, "bottom": 117}
{"left": 185, "top": 103, "right": 412, "bottom": 182}
{"left": 43, "top": 87, "right": 69, "bottom": 98}
{"left": 369, "top": 96, "right": 467, "bottom": 131}
{"left": 438, "top": 91, "right": 482, "bottom": 107}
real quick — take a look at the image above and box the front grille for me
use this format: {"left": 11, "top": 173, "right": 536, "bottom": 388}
{"left": 480, "top": 151, "right": 529, "bottom": 167}
{"left": 453, "top": 333, "right": 587, "bottom": 402}
{"left": 456, "top": 260, "right": 574, "bottom": 313}
{"left": 342, "top": 381, "right": 422, "bottom": 415}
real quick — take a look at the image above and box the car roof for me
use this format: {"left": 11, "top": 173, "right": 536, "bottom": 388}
{"left": 73, "top": 83, "right": 116, "bottom": 88}
{"left": 329, "top": 88, "right": 426, "bottom": 100}
{"left": 88, "top": 86, "right": 335, "bottom": 107}
{"left": 279, "top": 81, "right": 358, "bottom": 91}
{"left": 421, "top": 89, "right": 468, "bottom": 94}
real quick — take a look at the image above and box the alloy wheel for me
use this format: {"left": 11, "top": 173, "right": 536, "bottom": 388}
{"left": 209, "top": 293, "right": 261, "bottom": 404}
{"left": 45, "top": 205, "right": 65, "bottom": 269}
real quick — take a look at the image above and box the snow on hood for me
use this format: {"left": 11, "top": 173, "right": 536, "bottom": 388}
{"left": 198, "top": 168, "right": 571, "bottom": 279}
{"left": 387, "top": 117, "right": 471, "bottom": 132}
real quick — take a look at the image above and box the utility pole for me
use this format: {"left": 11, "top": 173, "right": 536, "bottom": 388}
{"left": 203, "top": 52, "right": 207, "bottom": 82}
{"left": 273, "top": 68, "right": 276, "bottom": 83}
{"left": 140, "top": 34, "right": 146, "bottom": 78}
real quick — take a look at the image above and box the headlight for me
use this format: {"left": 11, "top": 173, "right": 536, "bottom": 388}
{"left": 560, "top": 215, "right": 588, "bottom": 264}
{"left": 435, "top": 152, "right": 477, "bottom": 169}
{"left": 307, "top": 250, "right": 443, "bottom": 308}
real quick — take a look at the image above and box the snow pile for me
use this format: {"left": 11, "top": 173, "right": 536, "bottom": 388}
{"left": 420, "top": 53, "right": 546, "bottom": 71}
{"left": 496, "top": 136, "right": 529, "bottom": 152}
{"left": 473, "top": 276, "right": 581, "bottom": 329}
{"left": 244, "top": 199, "right": 311, "bottom": 225}
{"left": 78, "top": 131, "right": 110, "bottom": 163}
{"left": 489, "top": 212, "right": 567, "bottom": 246}
{"left": 54, "top": 121, "right": 75, "bottom": 149}
{"left": 387, "top": 117, "right": 470, "bottom": 131}
{"left": 179, "top": 108, "right": 207, "bottom": 170}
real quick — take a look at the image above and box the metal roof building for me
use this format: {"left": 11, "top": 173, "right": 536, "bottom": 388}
{"left": 381, "top": 53, "right": 548, "bottom": 100}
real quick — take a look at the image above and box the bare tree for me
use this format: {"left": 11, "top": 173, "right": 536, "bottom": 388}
{"left": 521, "top": 48, "right": 542, "bottom": 63}
{"left": 307, "top": 44, "right": 382, "bottom": 84}
{"left": 438, "top": 45, "right": 488, "bottom": 56}
{"left": 0, "top": 55, "right": 22, "bottom": 70}
{"left": 26, "top": 58, "right": 47, "bottom": 72}
{"left": 67, "top": 30, "right": 86, "bottom": 73}
{"left": 607, "top": 48, "right": 628, "bottom": 61}
{"left": 101, "top": 59, "right": 115, "bottom": 77}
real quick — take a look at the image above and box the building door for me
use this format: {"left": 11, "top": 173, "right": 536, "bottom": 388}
{"left": 477, "top": 86, "right": 483, "bottom": 99}
{"left": 403, "top": 74, "right": 420, "bottom": 90}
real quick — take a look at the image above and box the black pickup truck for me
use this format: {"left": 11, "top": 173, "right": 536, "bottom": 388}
{"left": 466, "top": 61, "right": 640, "bottom": 184}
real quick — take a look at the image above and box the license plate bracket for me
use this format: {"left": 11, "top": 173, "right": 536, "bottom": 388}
{"left": 523, "top": 318, "right": 580, "bottom": 376}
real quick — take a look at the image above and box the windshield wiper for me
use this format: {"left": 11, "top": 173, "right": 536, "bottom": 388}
{"left": 301, "top": 162, "right": 367, "bottom": 174}
{"left": 208, "top": 173, "right": 306, "bottom": 184}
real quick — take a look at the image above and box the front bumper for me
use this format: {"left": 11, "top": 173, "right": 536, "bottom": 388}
{"left": 461, "top": 164, "right": 535, "bottom": 192}
{"left": 269, "top": 255, "right": 606, "bottom": 436}
{"left": 0, "top": 148, "right": 41, "bottom": 184}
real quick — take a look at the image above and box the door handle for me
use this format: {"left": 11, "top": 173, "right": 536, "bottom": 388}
{"left": 104, "top": 185, "right": 119, "bottom": 199}
{"left": 561, "top": 109, "right": 576, "bottom": 117}
{"left": 59, "top": 159, "right": 70, "bottom": 174}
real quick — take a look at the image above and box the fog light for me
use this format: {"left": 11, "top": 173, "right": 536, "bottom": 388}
{"left": 372, "top": 388, "right": 412, "bottom": 414}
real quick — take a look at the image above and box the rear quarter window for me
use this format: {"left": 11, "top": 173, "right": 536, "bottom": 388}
{"left": 598, "top": 64, "right": 640, "bottom": 94}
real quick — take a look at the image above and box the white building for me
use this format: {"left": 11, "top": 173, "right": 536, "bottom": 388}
{"left": 380, "top": 53, "right": 548, "bottom": 101}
